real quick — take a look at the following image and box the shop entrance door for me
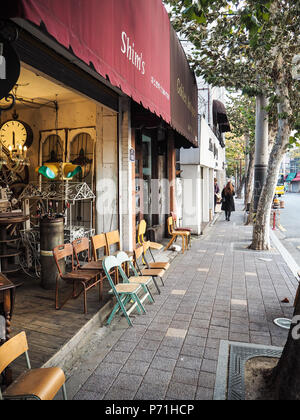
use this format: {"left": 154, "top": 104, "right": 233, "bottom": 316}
{"left": 142, "top": 135, "right": 152, "bottom": 227}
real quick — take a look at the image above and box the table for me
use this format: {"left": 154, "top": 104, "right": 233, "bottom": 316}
{"left": 0, "top": 274, "right": 16, "bottom": 344}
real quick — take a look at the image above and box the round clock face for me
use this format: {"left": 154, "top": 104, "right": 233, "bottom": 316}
{"left": 0, "top": 120, "right": 33, "bottom": 149}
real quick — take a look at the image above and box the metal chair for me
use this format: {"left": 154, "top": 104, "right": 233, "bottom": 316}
{"left": 53, "top": 243, "right": 102, "bottom": 314}
{"left": 0, "top": 331, "right": 67, "bottom": 400}
{"left": 134, "top": 245, "right": 165, "bottom": 293}
{"left": 72, "top": 237, "right": 104, "bottom": 301}
{"left": 102, "top": 255, "right": 146, "bottom": 327}
{"left": 142, "top": 241, "right": 170, "bottom": 271}
{"left": 137, "top": 219, "right": 163, "bottom": 250}
{"left": 116, "top": 251, "right": 157, "bottom": 300}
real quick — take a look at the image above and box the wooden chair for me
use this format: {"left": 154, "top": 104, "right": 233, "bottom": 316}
{"left": 171, "top": 212, "right": 192, "bottom": 246}
{"left": 102, "top": 255, "right": 146, "bottom": 327}
{"left": 53, "top": 243, "right": 102, "bottom": 314}
{"left": 134, "top": 245, "right": 165, "bottom": 293}
{"left": 165, "top": 217, "right": 190, "bottom": 254}
{"left": 137, "top": 220, "right": 163, "bottom": 250}
{"left": 116, "top": 251, "right": 158, "bottom": 298}
{"left": 105, "top": 230, "right": 134, "bottom": 280}
{"left": 91, "top": 233, "right": 108, "bottom": 262}
{"left": 0, "top": 331, "right": 67, "bottom": 400}
{"left": 142, "top": 241, "right": 170, "bottom": 271}
{"left": 72, "top": 237, "right": 105, "bottom": 301}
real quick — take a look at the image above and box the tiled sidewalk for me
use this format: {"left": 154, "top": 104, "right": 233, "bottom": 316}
{"left": 72, "top": 200, "right": 297, "bottom": 400}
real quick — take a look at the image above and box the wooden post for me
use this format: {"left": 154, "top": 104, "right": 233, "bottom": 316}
{"left": 168, "top": 130, "right": 176, "bottom": 215}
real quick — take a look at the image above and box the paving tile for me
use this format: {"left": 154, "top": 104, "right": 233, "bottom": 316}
{"left": 156, "top": 345, "right": 182, "bottom": 360}
{"left": 166, "top": 328, "right": 187, "bottom": 338}
{"left": 201, "top": 359, "right": 218, "bottom": 374}
{"left": 198, "top": 371, "right": 216, "bottom": 389}
{"left": 143, "top": 368, "right": 173, "bottom": 385}
{"left": 166, "top": 382, "right": 197, "bottom": 400}
{"left": 150, "top": 355, "right": 177, "bottom": 372}
{"left": 180, "top": 344, "right": 205, "bottom": 358}
{"left": 195, "top": 386, "right": 214, "bottom": 400}
{"left": 177, "top": 355, "right": 202, "bottom": 371}
{"left": 112, "top": 373, "right": 143, "bottom": 392}
{"left": 171, "top": 290, "right": 187, "bottom": 295}
{"left": 171, "top": 367, "right": 199, "bottom": 386}
{"left": 134, "top": 382, "right": 168, "bottom": 400}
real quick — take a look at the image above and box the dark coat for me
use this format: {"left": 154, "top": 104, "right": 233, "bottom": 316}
{"left": 221, "top": 189, "right": 235, "bottom": 212}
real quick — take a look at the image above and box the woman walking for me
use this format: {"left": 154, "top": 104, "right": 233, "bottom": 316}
{"left": 221, "top": 181, "right": 235, "bottom": 221}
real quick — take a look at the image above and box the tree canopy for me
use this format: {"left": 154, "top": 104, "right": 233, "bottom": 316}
{"left": 165, "top": 0, "right": 300, "bottom": 137}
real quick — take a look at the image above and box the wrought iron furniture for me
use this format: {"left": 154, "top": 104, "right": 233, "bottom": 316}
{"left": 0, "top": 331, "right": 67, "bottom": 400}
{"left": 102, "top": 255, "right": 146, "bottom": 327}
{"left": 53, "top": 243, "right": 102, "bottom": 314}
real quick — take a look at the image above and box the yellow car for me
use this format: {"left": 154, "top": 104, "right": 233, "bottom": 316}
{"left": 275, "top": 174, "right": 285, "bottom": 196}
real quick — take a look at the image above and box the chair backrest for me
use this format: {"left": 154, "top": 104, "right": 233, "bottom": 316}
{"left": 142, "top": 241, "right": 151, "bottom": 253}
{"left": 106, "top": 230, "right": 121, "bottom": 254}
{"left": 0, "top": 332, "right": 29, "bottom": 375}
{"left": 53, "top": 243, "right": 74, "bottom": 275}
{"left": 134, "top": 245, "right": 144, "bottom": 262}
{"left": 116, "top": 251, "right": 139, "bottom": 279}
{"left": 72, "top": 237, "right": 91, "bottom": 265}
{"left": 102, "top": 255, "right": 120, "bottom": 294}
{"left": 91, "top": 234, "right": 108, "bottom": 261}
{"left": 137, "top": 220, "right": 147, "bottom": 244}
{"left": 171, "top": 212, "right": 178, "bottom": 228}
{"left": 167, "top": 217, "right": 175, "bottom": 235}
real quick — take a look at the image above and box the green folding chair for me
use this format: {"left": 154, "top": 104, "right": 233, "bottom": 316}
{"left": 102, "top": 255, "right": 146, "bottom": 327}
{"left": 116, "top": 251, "right": 157, "bottom": 302}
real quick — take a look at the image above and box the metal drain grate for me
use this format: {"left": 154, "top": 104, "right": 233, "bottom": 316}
{"left": 228, "top": 343, "right": 282, "bottom": 400}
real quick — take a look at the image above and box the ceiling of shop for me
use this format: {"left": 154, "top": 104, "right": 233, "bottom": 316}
{"left": 14, "top": 64, "right": 83, "bottom": 104}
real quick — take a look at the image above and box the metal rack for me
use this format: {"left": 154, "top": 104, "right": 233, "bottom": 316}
{"left": 18, "top": 182, "right": 96, "bottom": 277}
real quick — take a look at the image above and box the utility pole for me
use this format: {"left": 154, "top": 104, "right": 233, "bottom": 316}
{"left": 253, "top": 94, "right": 269, "bottom": 212}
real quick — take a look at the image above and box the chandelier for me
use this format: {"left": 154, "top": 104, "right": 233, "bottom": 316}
{"left": 0, "top": 143, "right": 29, "bottom": 173}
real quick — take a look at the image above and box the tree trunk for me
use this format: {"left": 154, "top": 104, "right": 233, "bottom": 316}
{"left": 236, "top": 175, "right": 245, "bottom": 199}
{"left": 244, "top": 147, "right": 255, "bottom": 209}
{"left": 250, "top": 75, "right": 292, "bottom": 250}
{"left": 270, "top": 296, "right": 300, "bottom": 400}
{"left": 250, "top": 137, "right": 285, "bottom": 250}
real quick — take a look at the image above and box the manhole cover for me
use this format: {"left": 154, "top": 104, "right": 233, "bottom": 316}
{"left": 274, "top": 318, "right": 292, "bottom": 329}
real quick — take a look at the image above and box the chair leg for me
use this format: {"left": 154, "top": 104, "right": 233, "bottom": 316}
{"left": 152, "top": 277, "right": 161, "bottom": 294}
{"left": 133, "top": 293, "right": 146, "bottom": 314}
{"left": 165, "top": 235, "right": 176, "bottom": 251}
{"left": 81, "top": 282, "right": 87, "bottom": 314}
{"left": 62, "top": 383, "right": 67, "bottom": 400}
{"left": 158, "top": 276, "right": 164, "bottom": 287}
{"left": 182, "top": 235, "right": 185, "bottom": 254}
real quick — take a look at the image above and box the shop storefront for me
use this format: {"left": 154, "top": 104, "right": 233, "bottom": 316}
{"left": 0, "top": 0, "right": 198, "bottom": 375}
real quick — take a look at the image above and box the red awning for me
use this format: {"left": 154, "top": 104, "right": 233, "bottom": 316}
{"left": 292, "top": 172, "right": 300, "bottom": 182}
{"left": 8, "top": 0, "right": 172, "bottom": 124}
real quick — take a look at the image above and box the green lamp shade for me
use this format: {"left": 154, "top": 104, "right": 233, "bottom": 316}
{"left": 65, "top": 165, "right": 82, "bottom": 179}
{"left": 38, "top": 165, "right": 56, "bottom": 179}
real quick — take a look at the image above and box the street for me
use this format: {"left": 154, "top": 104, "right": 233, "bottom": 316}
{"left": 276, "top": 192, "right": 300, "bottom": 266}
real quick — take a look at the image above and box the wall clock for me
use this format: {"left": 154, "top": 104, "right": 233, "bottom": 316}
{"left": 0, "top": 120, "right": 33, "bottom": 150}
